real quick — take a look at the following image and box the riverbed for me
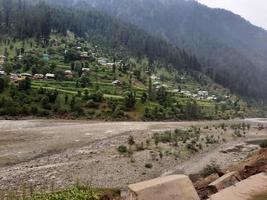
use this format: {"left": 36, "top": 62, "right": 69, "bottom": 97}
{"left": 0, "top": 119, "right": 266, "bottom": 194}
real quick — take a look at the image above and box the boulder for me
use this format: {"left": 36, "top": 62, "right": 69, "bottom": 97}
{"left": 209, "top": 173, "right": 267, "bottom": 200}
{"left": 207, "top": 171, "right": 241, "bottom": 194}
{"left": 126, "top": 175, "right": 200, "bottom": 200}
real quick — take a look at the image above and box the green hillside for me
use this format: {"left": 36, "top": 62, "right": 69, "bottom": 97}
{"left": 0, "top": 0, "right": 263, "bottom": 120}
{"left": 0, "top": 33, "right": 258, "bottom": 120}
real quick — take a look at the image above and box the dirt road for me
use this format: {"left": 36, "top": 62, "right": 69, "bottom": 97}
{"left": 0, "top": 119, "right": 266, "bottom": 193}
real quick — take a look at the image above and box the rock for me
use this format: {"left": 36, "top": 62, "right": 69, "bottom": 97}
{"left": 194, "top": 173, "right": 220, "bottom": 190}
{"left": 126, "top": 175, "right": 200, "bottom": 200}
{"left": 209, "top": 173, "right": 267, "bottom": 200}
{"left": 207, "top": 171, "right": 241, "bottom": 195}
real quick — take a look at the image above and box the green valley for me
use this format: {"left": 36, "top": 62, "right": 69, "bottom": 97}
{"left": 0, "top": 33, "right": 255, "bottom": 120}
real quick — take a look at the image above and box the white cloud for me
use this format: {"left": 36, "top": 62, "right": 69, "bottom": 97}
{"left": 197, "top": 0, "right": 267, "bottom": 30}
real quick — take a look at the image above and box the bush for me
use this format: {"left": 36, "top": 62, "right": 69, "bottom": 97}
{"left": 89, "top": 91, "right": 104, "bottom": 102}
{"left": 117, "top": 145, "right": 127, "bottom": 154}
{"left": 145, "top": 163, "right": 153, "bottom": 169}
{"left": 0, "top": 77, "right": 8, "bottom": 92}
{"left": 86, "top": 100, "right": 99, "bottom": 108}
{"left": 260, "top": 140, "right": 267, "bottom": 148}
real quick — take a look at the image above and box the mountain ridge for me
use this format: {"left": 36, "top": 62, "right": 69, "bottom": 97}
{"left": 56, "top": 0, "right": 267, "bottom": 100}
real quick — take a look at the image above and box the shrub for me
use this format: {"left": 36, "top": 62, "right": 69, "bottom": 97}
{"left": 128, "top": 136, "right": 135, "bottom": 146}
{"left": 145, "top": 163, "right": 153, "bottom": 169}
{"left": 260, "top": 140, "right": 267, "bottom": 148}
{"left": 117, "top": 145, "right": 127, "bottom": 154}
{"left": 86, "top": 100, "right": 99, "bottom": 108}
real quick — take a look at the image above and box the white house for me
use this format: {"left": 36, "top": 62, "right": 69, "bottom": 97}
{"left": 198, "top": 91, "right": 209, "bottom": 97}
{"left": 45, "top": 73, "right": 55, "bottom": 79}
{"left": 21, "top": 73, "right": 32, "bottom": 78}
{"left": 64, "top": 70, "right": 74, "bottom": 78}
{"left": 82, "top": 68, "right": 90, "bottom": 72}
{"left": 98, "top": 57, "right": 108, "bottom": 66}
{"left": 18, "top": 55, "right": 23, "bottom": 60}
{"left": 112, "top": 80, "right": 121, "bottom": 85}
{"left": 152, "top": 81, "right": 161, "bottom": 86}
{"left": 180, "top": 90, "right": 192, "bottom": 97}
{"left": 151, "top": 74, "right": 159, "bottom": 80}
{"left": 107, "top": 63, "right": 116, "bottom": 68}
{"left": 33, "top": 74, "right": 44, "bottom": 80}
{"left": 0, "top": 71, "right": 6, "bottom": 76}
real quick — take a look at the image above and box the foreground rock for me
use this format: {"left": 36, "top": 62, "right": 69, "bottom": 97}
{"left": 207, "top": 171, "right": 241, "bottom": 194}
{"left": 127, "top": 175, "right": 200, "bottom": 200}
{"left": 209, "top": 173, "right": 267, "bottom": 200}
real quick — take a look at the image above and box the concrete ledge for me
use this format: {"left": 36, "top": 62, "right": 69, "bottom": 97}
{"left": 127, "top": 175, "right": 200, "bottom": 200}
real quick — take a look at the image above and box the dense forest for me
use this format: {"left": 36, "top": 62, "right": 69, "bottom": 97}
{"left": 0, "top": 0, "right": 201, "bottom": 73}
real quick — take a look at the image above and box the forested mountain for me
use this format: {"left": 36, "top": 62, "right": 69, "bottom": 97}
{"left": 0, "top": 0, "right": 201, "bottom": 72}
{"left": 49, "top": 0, "right": 267, "bottom": 100}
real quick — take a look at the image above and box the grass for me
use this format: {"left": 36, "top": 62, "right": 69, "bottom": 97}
{"left": 1, "top": 185, "right": 120, "bottom": 200}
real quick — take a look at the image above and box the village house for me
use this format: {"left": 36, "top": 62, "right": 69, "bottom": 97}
{"left": 112, "top": 80, "right": 121, "bottom": 86}
{"left": 25, "top": 50, "right": 36, "bottom": 55}
{"left": 50, "top": 39, "right": 61, "bottom": 47}
{"left": 81, "top": 68, "right": 90, "bottom": 77}
{"left": 192, "top": 94, "right": 199, "bottom": 99}
{"left": 82, "top": 68, "right": 90, "bottom": 72}
{"left": 106, "top": 63, "right": 116, "bottom": 67}
{"left": 98, "top": 57, "right": 108, "bottom": 66}
{"left": 43, "top": 54, "right": 50, "bottom": 62}
{"left": 198, "top": 90, "right": 209, "bottom": 97}
{"left": 0, "top": 71, "right": 6, "bottom": 76}
{"left": 155, "top": 84, "right": 168, "bottom": 90}
{"left": 162, "top": 84, "right": 168, "bottom": 88}
{"left": 10, "top": 73, "right": 25, "bottom": 83}
{"left": 33, "top": 74, "right": 44, "bottom": 80}
{"left": 80, "top": 52, "right": 90, "bottom": 60}
{"left": 21, "top": 73, "right": 32, "bottom": 78}
{"left": 151, "top": 74, "right": 160, "bottom": 80}
{"left": 45, "top": 73, "right": 55, "bottom": 80}
{"left": 18, "top": 55, "right": 23, "bottom": 60}
{"left": 172, "top": 89, "right": 180, "bottom": 93}
{"left": 180, "top": 90, "right": 192, "bottom": 97}
{"left": 0, "top": 55, "right": 6, "bottom": 65}
{"left": 64, "top": 70, "right": 74, "bottom": 78}
{"left": 152, "top": 81, "right": 161, "bottom": 86}
{"left": 207, "top": 95, "right": 218, "bottom": 101}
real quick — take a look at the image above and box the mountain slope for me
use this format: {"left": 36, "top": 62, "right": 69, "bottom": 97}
{"left": 62, "top": 0, "right": 267, "bottom": 100}
{"left": 0, "top": 0, "right": 202, "bottom": 73}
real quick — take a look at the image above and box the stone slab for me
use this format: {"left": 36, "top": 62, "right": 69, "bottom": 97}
{"left": 127, "top": 175, "right": 200, "bottom": 200}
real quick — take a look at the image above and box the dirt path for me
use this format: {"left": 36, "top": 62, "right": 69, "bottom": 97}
{"left": 0, "top": 119, "right": 266, "bottom": 193}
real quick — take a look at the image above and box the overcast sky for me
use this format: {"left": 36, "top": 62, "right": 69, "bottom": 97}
{"left": 197, "top": 0, "right": 267, "bottom": 30}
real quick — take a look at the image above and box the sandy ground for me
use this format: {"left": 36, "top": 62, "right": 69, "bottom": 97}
{"left": 0, "top": 119, "right": 266, "bottom": 194}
